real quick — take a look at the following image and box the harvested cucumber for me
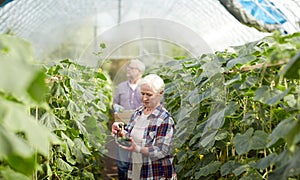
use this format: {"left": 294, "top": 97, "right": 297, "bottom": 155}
{"left": 117, "top": 137, "right": 131, "bottom": 147}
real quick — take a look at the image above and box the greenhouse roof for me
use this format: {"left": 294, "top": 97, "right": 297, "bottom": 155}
{"left": 0, "top": 0, "right": 300, "bottom": 66}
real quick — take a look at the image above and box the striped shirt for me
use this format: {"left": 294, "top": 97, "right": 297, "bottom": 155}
{"left": 124, "top": 104, "right": 177, "bottom": 179}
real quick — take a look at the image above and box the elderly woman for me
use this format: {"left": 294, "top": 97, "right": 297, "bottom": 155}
{"left": 112, "top": 74, "right": 177, "bottom": 180}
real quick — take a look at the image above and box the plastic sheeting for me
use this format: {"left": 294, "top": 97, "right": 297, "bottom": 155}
{"left": 0, "top": 0, "right": 298, "bottom": 66}
{"left": 220, "top": 0, "right": 300, "bottom": 33}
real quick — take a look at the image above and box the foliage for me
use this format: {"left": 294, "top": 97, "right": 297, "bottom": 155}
{"left": 37, "top": 59, "right": 112, "bottom": 179}
{"left": 151, "top": 31, "right": 300, "bottom": 179}
{"left": 0, "top": 34, "right": 57, "bottom": 179}
{"left": 0, "top": 34, "right": 113, "bottom": 179}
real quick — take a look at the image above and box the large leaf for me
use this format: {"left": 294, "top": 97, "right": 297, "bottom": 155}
{"left": 279, "top": 50, "right": 300, "bottom": 79}
{"left": 221, "top": 160, "right": 242, "bottom": 176}
{"left": 226, "top": 55, "right": 257, "bottom": 69}
{"left": 253, "top": 153, "right": 277, "bottom": 169}
{"left": 0, "top": 126, "right": 33, "bottom": 159}
{"left": 253, "top": 86, "right": 290, "bottom": 106}
{"left": 0, "top": 167, "right": 31, "bottom": 180}
{"left": 195, "top": 161, "right": 221, "bottom": 179}
{"left": 26, "top": 70, "right": 48, "bottom": 103}
{"left": 6, "top": 154, "right": 36, "bottom": 176}
{"left": 234, "top": 128, "right": 268, "bottom": 155}
{"left": 73, "top": 138, "right": 91, "bottom": 155}
{"left": 0, "top": 35, "right": 46, "bottom": 104}
{"left": 268, "top": 116, "right": 296, "bottom": 147}
{"left": 202, "top": 104, "right": 226, "bottom": 135}
{"left": 0, "top": 34, "right": 33, "bottom": 63}
{"left": 1, "top": 98, "right": 53, "bottom": 156}
{"left": 0, "top": 61, "right": 37, "bottom": 99}
{"left": 39, "top": 112, "right": 67, "bottom": 131}
{"left": 56, "top": 158, "right": 74, "bottom": 172}
{"left": 269, "top": 147, "right": 300, "bottom": 179}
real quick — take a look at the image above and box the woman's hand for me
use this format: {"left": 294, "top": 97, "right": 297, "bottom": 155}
{"left": 118, "top": 137, "right": 139, "bottom": 152}
{"left": 111, "top": 122, "right": 124, "bottom": 136}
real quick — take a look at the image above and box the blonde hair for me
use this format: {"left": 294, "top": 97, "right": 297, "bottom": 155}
{"left": 139, "top": 74, "right": 165, "bottom": 93}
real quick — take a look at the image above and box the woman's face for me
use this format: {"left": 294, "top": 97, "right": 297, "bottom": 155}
{"left": 140, "top": 84, "right": 162, "bottom": 109}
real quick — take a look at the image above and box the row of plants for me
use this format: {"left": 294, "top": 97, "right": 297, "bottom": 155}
{"left": 2, "top": 30, "right": 300, "bottom": 179}
{"left": 0, "top": 34, "right": 112, "bottom": 179}
{"left": 151, "top": 31, "right": 300, "bottom": 179}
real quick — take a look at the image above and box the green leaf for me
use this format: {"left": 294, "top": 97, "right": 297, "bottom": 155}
{"left": 0, "top": 167, "right": 31, "bottom": 180}
{"left": 234, "top": 128, "right": 253, "bottom": 155}
{"left": 253, "top": 86, "right": 290, "bottom": 106}
{"left": 70, "top": 79, "right": 85, "bottom": 92}
{"left": 73, "top": 138, "right": 91, "bottom": 155}
{"left": 82, "top": 89, "right": 96, "bottom": 101}
{"left": 224, "top": 74, "right": 241, "bottom": 86}
{"left": 1, "top": 99, "right": 52, "bottom": 156}
{"left": 284, "top": 94, "right": 297, "bottom": 107}
{"left": 57, "top": 158, "right": 73, "bottom": 172}
{"left": 39, "top": 112, "right": 67, "bottom": 131}
{"left": 27, "top": 70, "right": 48, "bottom": 103}
{"left": 202, "top": 104, "right": 226, "bottom": 135}
{"left": 224, "top": 101, "right": 239, "bottom": 117}
{"left": 251, "top": 130, "right": 269, "bottom": 150}
{"left": 200, "top": 130, "right": 217, "bottom": 148}
{"left": 279, "top": 50, "right": 300, "bottom": 79}
{"left": 234, "top": 128, "right": 268, "bottom": 155}
{"left": 226, "top": 55, "right": 256, "bottom": 69}
{"left": 0, "top": 34, "right": 33, "bottom": 63}
{"left": 268, "top": 116, "right": 296, "bottom": 147}
{"left": 0, "top": 61, "right": 37, "bottom": 98}
{"left": 233, "top": 164, "right": 250, "bottom": 176}
{"left": 221, "top": 160, "right": 241, "bottom": 176}
{"left": 269, "top": 147, "right": 300, "bottom": 179}
{"left": 6, "top": 154, "right": 36, "bottom": 176}
{"left": 82, "top": 170, "right": 95, "bottom": 180}
{"left": 195, "top": 161, "right": 221, "bottom": 179}
{"left": 0, "top": 126, "right": 33, "bottom": 159}
{"left": 95, "top": 72, "right": 107, "bottom": 80}
{"left": 253, "top": 153, "right": 277, "bottom": 169}
{"left": 240, "top": 169, "right": 263, "bottom": 180}
{"left": 99, "top": 43, "right": 106, "bottom": 49}
{"left": 215, "top": 130, "right": 228, "bottom": 141}
{"left": 67, "top": 100, "right": 81, "bottom": 113}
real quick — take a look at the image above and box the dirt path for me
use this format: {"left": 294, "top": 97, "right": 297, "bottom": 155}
{"left": 101, "top": 136, "right": 119, "bottom": 180}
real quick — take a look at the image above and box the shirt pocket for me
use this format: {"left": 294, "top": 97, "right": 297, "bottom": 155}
{"left": 146, "top": 127, "right": 157, "bottom": 145}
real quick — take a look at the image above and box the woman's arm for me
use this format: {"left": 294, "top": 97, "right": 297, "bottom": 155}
{"left": 147, "top": 117, "right": 175, "bottom": 160}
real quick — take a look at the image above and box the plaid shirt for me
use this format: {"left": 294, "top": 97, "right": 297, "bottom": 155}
{"left": 124, "top": 104, "right": 177, "bottom": 179}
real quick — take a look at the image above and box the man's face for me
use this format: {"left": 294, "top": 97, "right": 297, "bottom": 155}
{"left": 140, "top": 84, "right": 162, "bottom": 109}
{"left": 126, "top": 62, "right": 140, "bottom": 79}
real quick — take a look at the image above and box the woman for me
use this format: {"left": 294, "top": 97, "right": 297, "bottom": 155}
{"left": 112, "top": 74, "right": 177, "bottom": 180}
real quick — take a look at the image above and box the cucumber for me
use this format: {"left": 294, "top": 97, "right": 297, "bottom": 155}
{"left": 117, "top": 137, "right": 131, "bottom": 147}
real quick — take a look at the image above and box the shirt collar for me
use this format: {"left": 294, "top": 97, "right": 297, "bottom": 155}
{"left": 136, "top": 104, "right": 164, "bottom": 118}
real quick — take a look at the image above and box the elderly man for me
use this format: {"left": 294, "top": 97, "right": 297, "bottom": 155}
{"left": 113, "top": 59, "right": 145, "bottom": 180}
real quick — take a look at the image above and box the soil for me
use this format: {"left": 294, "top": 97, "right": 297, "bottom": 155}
{"left": 101, "top": 135, "right": 119, "bottom": 180}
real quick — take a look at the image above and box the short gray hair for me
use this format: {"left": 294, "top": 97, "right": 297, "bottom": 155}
{"left": 130, "top": 59, "right": 145, "bottom": 73}
{"left": 139, "top": 74, "right": 165, "bottom": 93}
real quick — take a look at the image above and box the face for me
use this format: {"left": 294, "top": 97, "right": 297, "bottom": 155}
{"left": 140, "top": 84, "right": 162, "bottom": 109}
{"left": 126, "top": 62, "right": 140, "bottom": 80}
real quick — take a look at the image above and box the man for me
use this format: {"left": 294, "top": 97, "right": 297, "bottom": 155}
{"left": 113, "top": 59, "right": 145, "bottom": 180}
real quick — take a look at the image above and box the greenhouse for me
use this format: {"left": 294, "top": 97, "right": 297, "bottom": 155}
{"left": 1, "top": 0, "right": 300, "bottom": 179}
